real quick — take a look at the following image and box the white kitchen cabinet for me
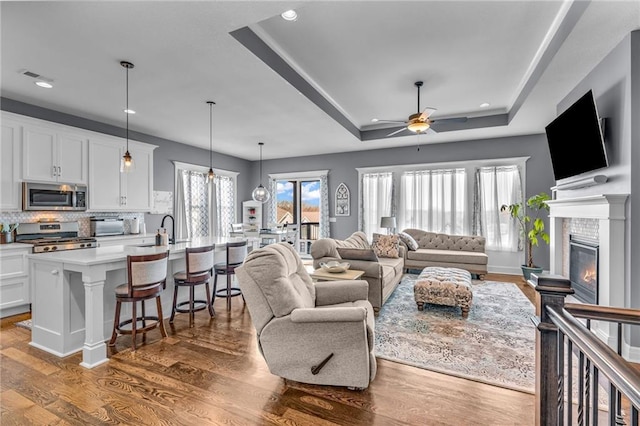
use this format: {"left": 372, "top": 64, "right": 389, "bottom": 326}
{"left": 22, "top": 123, "right": 87, "bottom": 184}
{"left": 88, "top": 136, "right": 156, "bottom": 212}
{"left": 1, "top": 118, "right": 23, "bottom": 211}
{"left": 0, "top": 244, "right": 32, "bottom": 318}
{"left": 96, "top": 234, "right": 155, "bottom": 247}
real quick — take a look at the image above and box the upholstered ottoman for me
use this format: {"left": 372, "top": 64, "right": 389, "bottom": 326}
{"left": 414, "top": 266, "right": 473, "bottom": 318}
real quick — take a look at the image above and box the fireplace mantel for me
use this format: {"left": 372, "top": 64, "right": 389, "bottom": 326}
{"left": 547, "top": 193, "right": 629, "bottom": 352}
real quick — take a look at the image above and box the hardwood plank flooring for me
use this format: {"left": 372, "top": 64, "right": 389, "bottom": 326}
{"left": 1, "top": 273, "right": 536, "bottom": 425}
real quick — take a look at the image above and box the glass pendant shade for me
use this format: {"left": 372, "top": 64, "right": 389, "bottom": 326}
{"left": 252, "top": 142, "right": 270, "bottom": 203}
{"left": 208, "top": 168, "right": 215, "bottom": 181}
{"left": 120, "top": 150, "right": 135, "bottom": 173}
{"left": 252, "top": 184, "right": 270, "bottom": 203}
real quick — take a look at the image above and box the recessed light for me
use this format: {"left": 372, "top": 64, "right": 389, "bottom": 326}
{"left": 281, "top": 9, "right": 297, "bottom": 21}
{"left": 479, "top": 102, "right": 490, "bottom": 108}
{"left": 124, "top": 109, "right": 136, "bottom": 114}
{"left": 371, "top": 118, "right": 379, "bottom": 122}
{"left": 35, "top": 81, "right": 53, "bottom": 89}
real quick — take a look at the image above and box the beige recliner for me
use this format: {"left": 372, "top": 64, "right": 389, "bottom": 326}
{"left": 236, "top": 242, "right": 377, "bottom": 389}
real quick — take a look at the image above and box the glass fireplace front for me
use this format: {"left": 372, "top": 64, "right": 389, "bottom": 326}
{"left": 569, "top": 236, "right": 599, "bottom": 304}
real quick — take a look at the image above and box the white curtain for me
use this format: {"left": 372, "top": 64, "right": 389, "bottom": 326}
{"left": 175, "top": 170, "right": 189, "bottom": 240}
{"left": 473, "top": 165, "right": 523, "bottom": 251}
{"left": 399, "top": 169, "right": 466, "bottom": 235}
{"left": 319, "top": 173, "right": 330, "bottom": 238}
{"left": 180, "top": 170, "right": 210, "bottom": 238}
{"left": 267, "top": 177, "right": 278, "bottom": 228}
{"left": 213, "top": 174, "right": 235, "bottom": 237}
{"left": 360, "top": 172, "right": 394, "bottom": 238}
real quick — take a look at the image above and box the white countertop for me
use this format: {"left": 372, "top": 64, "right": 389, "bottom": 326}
{"left": 27, "top": 236, "right": 247, "bottom": 266}
{"left": 0, "top": 242, "right": 33, "bottom": 252}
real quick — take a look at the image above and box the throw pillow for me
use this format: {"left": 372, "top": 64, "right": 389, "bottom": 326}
{"left": 398, "top": 231, "right": 419, "bottom": 251}
{"left": 336, "top": 247, "right": 379, "bottom": 262}
{"left": 372, "top": 233, "right": 400, "bottom": 258}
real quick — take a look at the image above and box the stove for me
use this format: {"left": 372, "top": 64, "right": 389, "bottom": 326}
{"left": 15, "top": 221, "right": 98, "bottom": 253}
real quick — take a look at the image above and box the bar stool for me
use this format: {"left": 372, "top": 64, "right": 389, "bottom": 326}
{"left": 109, "top": 251, "right": 169, "bottom": 351}
{"left": 213, "top": 240, "right": 248, "bottom": 311}
{"left": 170, "top": 245, "right": 215, "bottom": 327}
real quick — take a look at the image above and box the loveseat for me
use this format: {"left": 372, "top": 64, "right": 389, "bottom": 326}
{"left": 399, "top": 229, "right": 488, "bottom": 280}
{"left": 310, "top": 231, "right": 404, "bottom": 313}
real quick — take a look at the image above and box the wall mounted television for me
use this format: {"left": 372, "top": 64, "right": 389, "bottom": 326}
{"left": 544, "top": 89, "right": 608, "bottom": 181}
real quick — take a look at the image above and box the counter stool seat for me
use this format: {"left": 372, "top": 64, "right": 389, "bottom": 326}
{"left": 109, "top": 251, "right": 169, "bottom": 351}
{"left": 170, "top": 245, "right": 215, "bottom": 327}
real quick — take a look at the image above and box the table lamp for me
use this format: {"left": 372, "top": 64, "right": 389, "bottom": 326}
{"left": 380, "top": 216, "right": 396, "bottom": 235}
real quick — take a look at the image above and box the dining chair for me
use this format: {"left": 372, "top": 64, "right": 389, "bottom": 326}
{"left": 170, "top": 245, "right": 215, "bottom": 327}
{"left": 212, "top": 240, "right": 248, "bottom": 311}
{"left": 109, "top": 251, "right": 169, "bottom": 351}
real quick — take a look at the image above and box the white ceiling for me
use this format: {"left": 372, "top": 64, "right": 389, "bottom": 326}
{"left": 1, "top": 1, "right": 639, "bottom": 161}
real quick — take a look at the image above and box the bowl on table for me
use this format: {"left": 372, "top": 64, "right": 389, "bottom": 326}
{"left": 319, "top": 261, "right": 350, "bottom": 273}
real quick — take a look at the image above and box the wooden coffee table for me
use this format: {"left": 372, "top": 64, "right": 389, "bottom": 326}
{"left": 309, "top": 268, "right": 365, "bottom": 282}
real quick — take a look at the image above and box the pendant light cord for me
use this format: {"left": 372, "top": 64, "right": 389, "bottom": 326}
{"left": 209, "top": 103, "right": 213, "bottom": 169}
{"left": 259, "top": 143, "right": 263, "bottom": 185}
{"left": 126, "top": 66, "right": 129, "bottom": 151}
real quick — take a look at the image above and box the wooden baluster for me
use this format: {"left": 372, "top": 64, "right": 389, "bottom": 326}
{"left": 557, "top": 330, "right": 565, "bottom": 426}
{"left": 532, "top": 273, "right": 574, "bottom": 426}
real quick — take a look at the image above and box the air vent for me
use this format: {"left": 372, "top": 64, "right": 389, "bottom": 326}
{"left": 22, "top": 70, "right": 41, "bottom": 78}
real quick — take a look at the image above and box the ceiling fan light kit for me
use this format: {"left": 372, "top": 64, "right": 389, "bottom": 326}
{"left": 381, "top": 80, "right": 438, "bottom": 138}
{"left": 252, "top": 142, "right": 270, "bottom": 203}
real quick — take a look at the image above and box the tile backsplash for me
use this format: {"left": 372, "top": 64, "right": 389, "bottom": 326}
{"left": 0, "top": 211, "right": 145, "bottom": 237}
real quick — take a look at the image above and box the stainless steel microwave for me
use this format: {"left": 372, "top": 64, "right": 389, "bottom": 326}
{"left": 23, "top": 182, "right": 87, "bottom": 211}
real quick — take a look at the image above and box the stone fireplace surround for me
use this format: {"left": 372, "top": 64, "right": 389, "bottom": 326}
{"left": 547, "top": 194, "right": 631, "bottom": 357}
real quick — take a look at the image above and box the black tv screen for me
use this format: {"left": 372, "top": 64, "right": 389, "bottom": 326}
{"left": 544, "top": 90, "right": 608, "bottom": 181}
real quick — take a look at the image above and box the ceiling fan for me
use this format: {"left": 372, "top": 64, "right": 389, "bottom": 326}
{"left": 373, "top": 81, "right": 466, "bottom": 137}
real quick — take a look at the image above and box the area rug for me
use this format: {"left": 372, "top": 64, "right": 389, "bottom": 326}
{"left": 15, "top": 319, "right": 32, "bottom": 330}
{"left": 375, "top": 274, "right": 536, "bottom": 393}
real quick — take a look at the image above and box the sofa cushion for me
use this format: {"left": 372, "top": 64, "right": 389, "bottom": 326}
{"left": 372, "top": 233, "right": 400, "bottom": 258}
{"left": 406, "top": 248, "right": 488, "bottom": 265}
{"left": 378, "top": 256, "right": 404, "bottom": 277}
{"left": 337, "top": 247, "right": 379, "bottom": 262}
{"left": 397, "top": 231, "right": 419, "bottom": 251}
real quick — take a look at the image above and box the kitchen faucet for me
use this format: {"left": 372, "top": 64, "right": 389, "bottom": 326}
{"left": 160, "top": 214, "right": 175, "bottom": 245}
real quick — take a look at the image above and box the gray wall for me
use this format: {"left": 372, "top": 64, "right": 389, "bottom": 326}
{"left": 555, "top": 31, "right": 638, "bottom": 344}
{"left": 258, "top": 133, "right": 556, "bottom": 268}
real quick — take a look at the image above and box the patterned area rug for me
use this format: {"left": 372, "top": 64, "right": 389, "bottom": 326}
{"left": 375, "top": 274, "right": 536, "bottom": 393}
{"left": 15, "top": 319, "right": 32, "bottom": 330}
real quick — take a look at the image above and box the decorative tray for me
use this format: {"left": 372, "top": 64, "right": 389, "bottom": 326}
{"left": 319, "top": 261, "right": 350, "bottom": 273}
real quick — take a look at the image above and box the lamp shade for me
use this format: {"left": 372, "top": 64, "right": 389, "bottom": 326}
{"left": 380, "top": 216, "right": 396, "bottom": 229}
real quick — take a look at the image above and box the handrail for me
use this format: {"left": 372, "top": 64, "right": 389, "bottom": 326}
{"left": 546, "top": 305, "right": 640, "bottom": 409}
{"left": 564, "top": 302, "right": 640, "bottom": 326}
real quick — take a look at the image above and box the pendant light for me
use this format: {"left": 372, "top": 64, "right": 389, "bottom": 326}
{"left": 120, "top": 61, "right": 135, "bottom": 173}
{"left": 251, "top": 142, "right": 270, "bottom": 203}
{"left": 206, "top": 101, "right": 216, "bottom": 180}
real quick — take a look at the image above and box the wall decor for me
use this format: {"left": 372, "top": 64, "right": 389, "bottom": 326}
{"left": 151, "top": 191, "right": 173, "bottom": 214}
{"left": 335, "top": 182, "right": 350, "bottom": 216}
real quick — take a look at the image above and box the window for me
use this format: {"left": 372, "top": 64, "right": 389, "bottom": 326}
{"left": 174, "top": 162, "right": 237, "bottom": 239}
{"left": 360, "top": 172, "right": 394, "bottom": 237}
{"left": 400, "top": 168, "right": 466, "bottom": 234}
{"left": 276, "top": 179, "right": 321, "bottom": 243}
{"left": 473, "top": 165, "right": 523, "bottom": 251}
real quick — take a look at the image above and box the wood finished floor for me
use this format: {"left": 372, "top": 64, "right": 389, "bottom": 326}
{"left": 1, "top": 273, "right": 536, "bottom": 425}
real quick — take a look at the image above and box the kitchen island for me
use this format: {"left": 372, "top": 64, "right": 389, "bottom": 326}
{"left": 27, "top": 237, "right": 247, "bottom": 368}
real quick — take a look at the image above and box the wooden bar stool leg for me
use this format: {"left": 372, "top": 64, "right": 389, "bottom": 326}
{"left": 189, "top": 285, "right": 195, "bottom": 327}
{"left": 142, "top": 300, "right": 147, "bottom": 345}
{"left": 109, "top": 300, "right": 122, "bottom": 346}
{"left": 226, "top": 274, "right": 232, "bottom": 311}
{"left": 132, "top": 302, "right": 138, "bottom": 351}
{"left": 156, "top": 295, "right": 167, "bottom": 338}
{"left": 212, "top": 274, "right": 218, "bottom": 305}
{"left": 205, "top": 282, "right": 215, "bottom": 317}
{"left": 170, "top": 285, "right": 178, "bottom": 324}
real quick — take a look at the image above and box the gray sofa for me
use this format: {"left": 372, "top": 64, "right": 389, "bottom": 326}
{"left": 310, "top": 231, "right": 404, "bottom": 313}
{"left": 236, "top": 243, "right": 376, "bottom": 389}
{"left": 400, "top": 229, "right": 488, "bottom": 280}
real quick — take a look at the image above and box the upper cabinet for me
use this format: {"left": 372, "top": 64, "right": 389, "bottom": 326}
{"left": 1, "top": 117, "right": 23, "bottom": 211}
{"left": 88, "top": 136, "right": 156, "bottom": 212}
{"left": 22, "top": 123, "right": 88, "bottom": 184}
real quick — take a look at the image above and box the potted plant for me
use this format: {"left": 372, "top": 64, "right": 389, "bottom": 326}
{"left": 501, "top": 192, "right": 551, "bottom": 281}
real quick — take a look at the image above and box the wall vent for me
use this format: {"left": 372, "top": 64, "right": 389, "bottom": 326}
{"left": 19, "top": 69, "right": 42, "bottom": 79}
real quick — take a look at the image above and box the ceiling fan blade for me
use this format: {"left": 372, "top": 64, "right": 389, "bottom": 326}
{"left": 419, "top": 107, "right": 437, "bottom": 121}
{"left": 375, "top": 119, "right": 408, "bottom": 124}
{"left": 387, "top": 127, "right": 408, "bottom": 137}
{"left": 426, "top": 127, "right": 437, "bottom": 135}
{"left": 432, "top": 116, "right": 468, "bottom": 124}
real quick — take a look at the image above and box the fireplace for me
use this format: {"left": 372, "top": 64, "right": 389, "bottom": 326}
{"left": 569, "top": 236, "right": 599, "bottom": 304}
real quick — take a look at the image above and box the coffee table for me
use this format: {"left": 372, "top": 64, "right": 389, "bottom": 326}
{"left": 309, "top": 268, "right": 365, "bottom": 282}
